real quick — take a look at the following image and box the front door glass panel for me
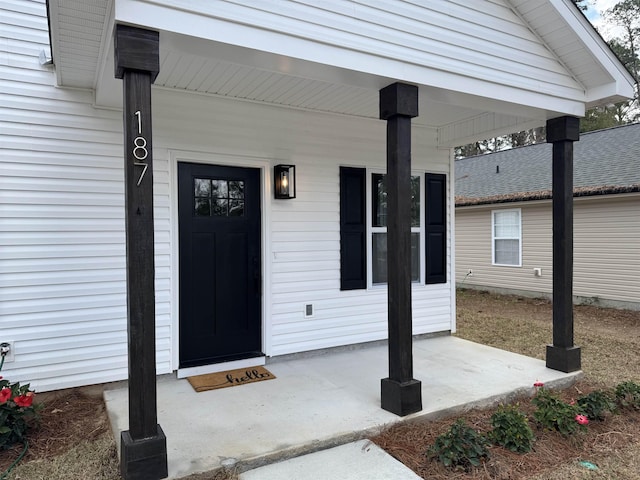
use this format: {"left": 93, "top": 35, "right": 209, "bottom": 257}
{"left": 194, "top": 178, "right": 245, "bottom": 217}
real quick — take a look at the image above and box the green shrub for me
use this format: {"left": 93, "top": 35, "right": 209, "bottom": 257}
{"left": 489, "top": 404, "right": 534, "bottom": 453}
{"left": 0, "top": 379, "right": 38, "bottom": 450}
{"left": 428, "top": 419, "right": 489, "bottom": 471}
{"left": 532, "top": 388, "right": 586, "bottom": 435}
{"left": 615, "top": 381, "right": 640, "bottom": 410}
{"left": 577, "top": 390, "right": 616, "bottom": 421}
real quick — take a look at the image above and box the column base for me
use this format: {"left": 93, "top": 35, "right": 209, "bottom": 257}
{"left": 546, "top": 345, "right": 581, "bottom": 373}
{"left": 121, "top": 424, "right": 168, "bottom": 480}
{"left": 381, "top": 378, "right": 422, "bottom": 416}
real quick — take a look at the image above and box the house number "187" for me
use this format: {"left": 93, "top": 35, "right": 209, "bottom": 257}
{"left": 133, "top": 110, "right": 149, "bottom": 187}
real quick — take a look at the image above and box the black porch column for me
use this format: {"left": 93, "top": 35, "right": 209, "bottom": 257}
{"left": 546, "top": 116, "right": 581, "bottom": 373}
{"left": 379, "top": 82, "right": 422, "bottom": 416}
{"left": 115, "top": 25, "right": 168, "bottom": 480}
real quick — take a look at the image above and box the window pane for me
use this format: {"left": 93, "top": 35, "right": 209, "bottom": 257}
{"left": 411, "top": 176, "right": 420, "bottom": 227}
{"left": 495, "top": 239, "right": 519, "bottom": 265}
{"left": 372, "top": 233, "right": 420, "bottom": 284}
{"left": 194, "top": 179, "right": 211, "bottom": 197}
{"left": 194, "top": 178, "right": 245, "bottom": 217}
{"left": 212, "top": 199, "right": 228, "bottom": 216}
{"left": 372, "top": 174, "right": 420, "bottom": 227}
{"left": 495, "top": 210, "right": 518, "bottom": 224}
{"left": 211, "top": 180, "right": 228, "bottom": 198}
{"left": 195, "top": 198, "right": 210, "bottom": 216}
{"left": 229, "top": 200, "right": 244, "bottom": 217}
{"left": 411, "top": 233, "right": 420, "bottom": 281}
{"left": 494, "top": 211, "right": 520, "bottom": 237}
{"left": 372, "top": 233, "right": 387, "bottom": 284}
{"left": 372, "top": 174, "right": 387, "bottom": 227}
{"left": 229, "top": 181, "right": 244, "bottom": 199}
{"left": 495, "top": 223, "right": 519, "bottom": 237}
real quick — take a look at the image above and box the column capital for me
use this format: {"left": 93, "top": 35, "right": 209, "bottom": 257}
{"left": 546, "top": 116, "right": 580, "bottom": 143}
{"left": 115, "top": 24, "right": 160, "bottom": 81}
{"left": 380, "top": 82, "right": 418, "bottom": 120}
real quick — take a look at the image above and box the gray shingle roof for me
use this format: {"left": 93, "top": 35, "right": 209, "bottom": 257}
{"left": 455, "top": 123, "right": 640, "bottom": 205}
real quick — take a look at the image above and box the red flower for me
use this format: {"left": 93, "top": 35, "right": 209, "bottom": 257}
{"left": 533, "top": 381, "right": 544, "bottom": 388}
{"left": 14, "top": 391, "right": 34, "bottom": 408}
{"left": 575, "top": 414, "right": 589, "bottom": 425}
{"left": 0, "top": 387, "right": 10, "bottom": 404}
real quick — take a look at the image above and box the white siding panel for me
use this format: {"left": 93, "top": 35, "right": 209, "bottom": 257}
{"left": 135, "top": 0, "right": 583, "bottom": 101}
{"left": 3, "top": 0, "right": 453, "bottom": 391}
{"left": 455, "top": 196, "right": 640, "bottom": 306}
{"left": 151, "top": 87, "right": 452, "bottom": 358}
{"left": 1, "top": 0, "right": 172, "bottom": 392}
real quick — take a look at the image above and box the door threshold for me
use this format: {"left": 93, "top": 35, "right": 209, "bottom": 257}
{"left": 177, "top": 356, "right": 266, "bottom": 379}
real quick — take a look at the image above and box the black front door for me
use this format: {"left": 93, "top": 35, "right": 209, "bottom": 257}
{"left": 178, "top": 162, "right": 262, "bottom": 368}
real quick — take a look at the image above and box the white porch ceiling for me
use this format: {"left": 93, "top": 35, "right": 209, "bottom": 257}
{"left": 46, "top": 0, "right": 634, "bottom": 148}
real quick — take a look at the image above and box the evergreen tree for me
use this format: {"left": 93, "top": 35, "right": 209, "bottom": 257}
{"left": 455, "top": 1, "right": 639, "bottom": 158}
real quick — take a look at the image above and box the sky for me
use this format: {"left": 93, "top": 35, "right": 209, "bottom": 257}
{"left": 582, "top": 0, "right": 624, "bottom": 40}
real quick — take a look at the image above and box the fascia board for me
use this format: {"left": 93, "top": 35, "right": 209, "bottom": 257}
{"left": 114, "top": 0, "right": 587, "bottom": 115}
{"left": 46, "top": 0, "right": 64, "bottom": 87}
{"left": 550, "top": 0, "right": 635, "bottom": 100}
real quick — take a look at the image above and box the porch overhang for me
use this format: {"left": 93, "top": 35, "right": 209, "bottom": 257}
{"left": 46, "top": 0, "right": 635, "bottom": 149}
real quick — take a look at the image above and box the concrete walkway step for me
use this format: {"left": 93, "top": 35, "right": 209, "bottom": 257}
{"left": 240, "top": 440, "right": 421, "bottom": 480}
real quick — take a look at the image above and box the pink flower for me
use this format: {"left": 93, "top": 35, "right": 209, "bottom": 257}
{"left": 533, "top": 381, "right": 544, "bottom": 388}
{"left": 0, "top": 387, "right": 11, "bottom": 404}
{"left": 575, "top": 414, "right": 589, "bottom": 425}
{"left": 569, "top": 399, "right": 576, "bottom": 406}
{"left": 14, "top": 391, "right": 34, "bottom": 408}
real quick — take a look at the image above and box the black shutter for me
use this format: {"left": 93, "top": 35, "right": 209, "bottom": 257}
{"left": 340, "top": 167, "right": 366, "bottom": 290}
{"left": 425, "top": 173, "right": 446, "bottom": 284}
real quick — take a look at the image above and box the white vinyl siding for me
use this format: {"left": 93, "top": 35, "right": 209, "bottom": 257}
{"left": 1, "top": 0, "right": 151, "bottom": 391}
{"left": 153, "top": 88, "right": 453, "bottom": 358}
{"left": 118, "top": 0, "right": 584, "bottom": 103}
{"left": 492, "top": 209, "right": 522, "bottom": 266}
{"left": 455, "top": 196, "right": 640, "bottom": 307}
{"left": 2, "top": 0, "right": 453, "bottom": 391}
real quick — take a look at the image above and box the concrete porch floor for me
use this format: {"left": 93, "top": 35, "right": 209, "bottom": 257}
{"left": 104, "top": 336, "right": 580, "bottom": 479}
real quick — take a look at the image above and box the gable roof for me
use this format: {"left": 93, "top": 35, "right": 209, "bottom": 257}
{"left": 46, "top": 0, "right": 634, "bottom": 147}
{"left": 455, "top": 122, "right": 640, "bottom": 206}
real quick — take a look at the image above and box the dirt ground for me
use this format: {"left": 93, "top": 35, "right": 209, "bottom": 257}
{"left": 454, "top": 288, "right": 640, "bottom": 386}
{"left": 372, "top": 289, "right": 640, "bottom": 479}
{"left": 2, "top": 288, "right": 639, "bottom": 479}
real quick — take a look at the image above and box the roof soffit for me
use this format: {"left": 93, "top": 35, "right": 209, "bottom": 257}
{"left": 510, "top": 0, "right": 635, "bottom": 106}
{"left": 46, "top": 0, "right": 632, "bottom": 147}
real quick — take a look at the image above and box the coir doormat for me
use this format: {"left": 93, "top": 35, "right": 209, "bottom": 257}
{"left": 187, "top": 366, "right": 276, "bottom": 392}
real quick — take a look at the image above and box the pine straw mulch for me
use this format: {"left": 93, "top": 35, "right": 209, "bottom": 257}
{"left": 0, "top": 388, "right": 117, "bottom": 476}
{"left": 371, "top": 380, "right": 640, "bottom": 480}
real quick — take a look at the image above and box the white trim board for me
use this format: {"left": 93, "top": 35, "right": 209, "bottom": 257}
{"left": 168, "top": 149, "right": 274, "bottom": 372}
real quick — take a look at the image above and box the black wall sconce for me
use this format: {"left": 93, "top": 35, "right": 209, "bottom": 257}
{"left": 274, "top": 164, "right": 296, "bottom": 199}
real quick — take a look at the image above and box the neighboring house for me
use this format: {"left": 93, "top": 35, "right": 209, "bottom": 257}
{"left": 455, "top": 123, "right": 640, "bottom": 310}
{"left": 1, "top": 0, "right": 634, "bottom": 395}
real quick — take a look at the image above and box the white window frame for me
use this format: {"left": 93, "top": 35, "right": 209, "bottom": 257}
{"left": 491, "top": 208, "right": 522, "bottom": 267}
{"left": 366, "top": 170, "right": 425, "bottom": 287}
